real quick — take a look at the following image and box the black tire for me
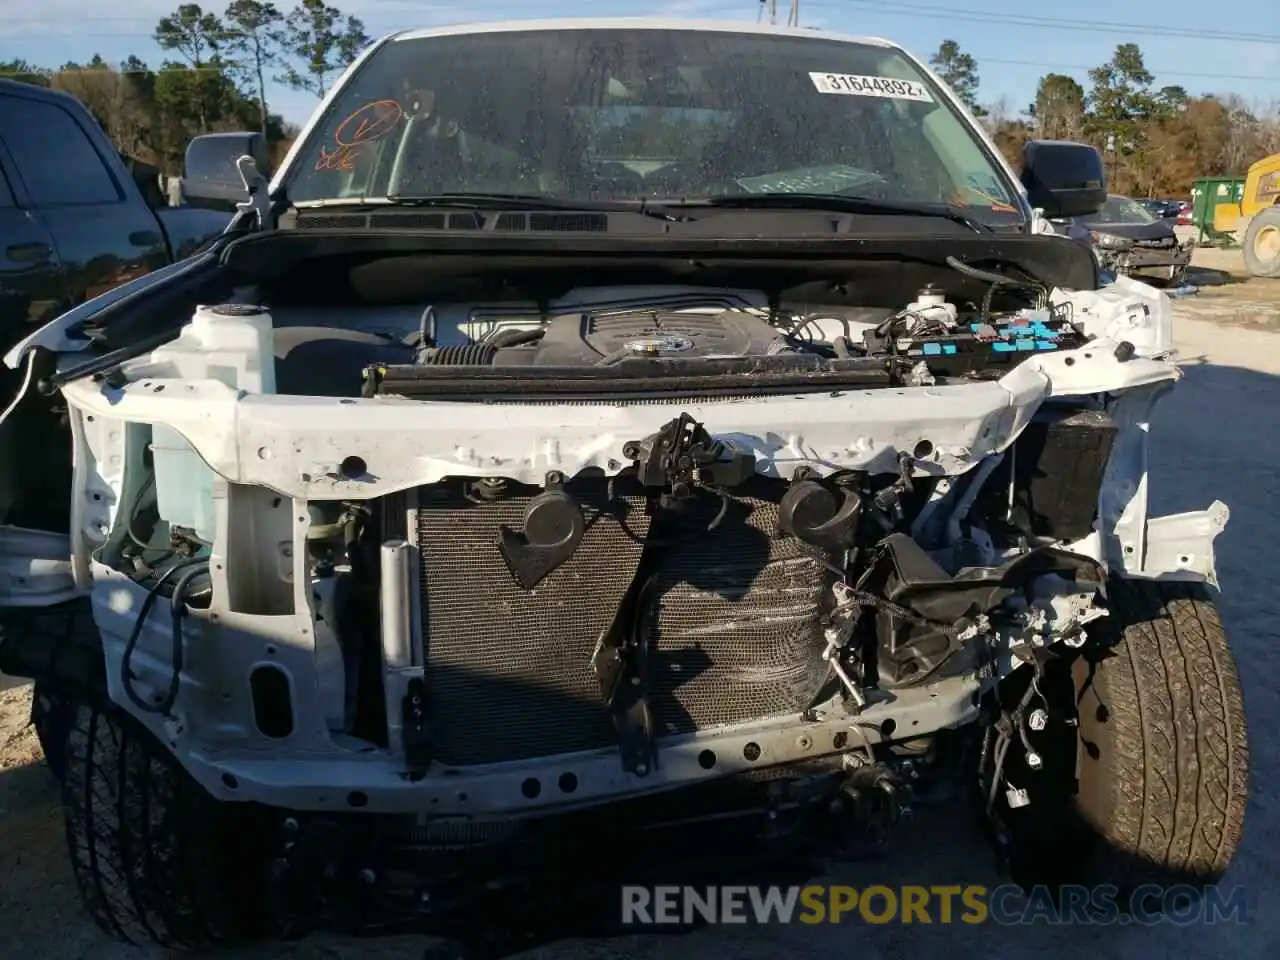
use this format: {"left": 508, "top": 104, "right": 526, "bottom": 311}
{"left": 1072, "top": 578, "right": 1249, "bottom": 887}
{"left": 1242, "top": 206, "right": 1280, "bottom": 278}
{"left": 990, "top": 578, "right": 1249, "bottom": 896}
{"left": 61, "top": 698, "right": 275, "bottom": 948}
{"left": 4, "top": 598, "right": 107, "bottom": 782}
{"left": 30, "top": 682, "right": 72, "bottom": 780}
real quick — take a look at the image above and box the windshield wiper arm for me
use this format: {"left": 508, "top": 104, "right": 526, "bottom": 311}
{"left": 381, "top": 193, "right": 682, "bottom": 220}
{"left": 692, "top": 193, "right": 993, "bottom": 233}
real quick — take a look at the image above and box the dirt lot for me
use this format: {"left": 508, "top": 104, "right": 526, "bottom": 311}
{"left": 3, "top": 248, "right": 1279, "bottom": 959}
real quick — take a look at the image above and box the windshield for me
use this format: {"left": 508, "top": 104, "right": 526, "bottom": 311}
{"left": 287, "top": 28, "right": 1021, "bottom": 221}
{"left": 1091, "top": 195, "right": 1157, "bottom": 225}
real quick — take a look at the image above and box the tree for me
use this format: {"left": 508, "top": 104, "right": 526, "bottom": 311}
{"left": 1217, "top": 93, "right": 1264, "bottom": 174}
{"left": 53, "top": 58, "right": 153, "bottom": 160}
{"left": 277, "top": 0, "right": 369, "bottom": 98}
{"left": 1157, "top": 85, "right": 1189, "bottom": 112}
{"left": 154, "top": 4, "right": 225, "bottom": 67}
{"left": 0, "top": 58, "right": 51, "bottom": 86}
{"left": 3, "top": 52, "right": 288, "bottom": 175}
{"left": 1086, "top": 44, "right": 1159, "bottom": 193}
{"left": 154, "top": 4, "right": 228, "bottom": 129}
{"left": 223, "top": 0, "right": 283, "bottom": 137}
{"left": 1029, "top": 74, "right": 1086, "bottom": 141}
{"left": 930, "top": 40, "right": 985, "bottom": 116}
{"left": 1258, "top": 101, "right": 1280, "bottom": 157}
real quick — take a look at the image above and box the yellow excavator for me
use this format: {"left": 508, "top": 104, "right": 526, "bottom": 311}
{"left": 1232, "top": 153, "right": 1280, "bottom": 277}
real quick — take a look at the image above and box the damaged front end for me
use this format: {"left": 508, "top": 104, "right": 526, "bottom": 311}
{"left": 0, "top": 242, "right": 1229, "bottom": 941}
{"left": 1095, "top": 233, "right": 1196, "bottom": 284}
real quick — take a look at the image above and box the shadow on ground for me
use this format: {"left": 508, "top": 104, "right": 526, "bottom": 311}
{"left": 0, "top": 363, "right": 1277, "bottom": 960}
{"left": 1183, "top": 266, "right": 1235, "bottom": 287}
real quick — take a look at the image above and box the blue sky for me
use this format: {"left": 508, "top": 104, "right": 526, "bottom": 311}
{"left": 2, "top": 0, "right": 1276, "bottom": 125}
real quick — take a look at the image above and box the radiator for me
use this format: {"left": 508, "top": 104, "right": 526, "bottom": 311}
{"left": 640, "top": 493, "right": 830, "bottom": 736}
{"left": 412, "top": 478, "right": 829, "bottom": 765}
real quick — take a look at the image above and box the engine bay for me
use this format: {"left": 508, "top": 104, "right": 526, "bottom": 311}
{"left": 414, "top": 291, "right": 1084, "bottom": 371}
{"left": 250, "top": 281, "right": 1089, "bottom": 402}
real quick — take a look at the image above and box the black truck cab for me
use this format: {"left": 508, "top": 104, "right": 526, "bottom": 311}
{"left": 0, "top": 79, "right": 234, "bottom": 530}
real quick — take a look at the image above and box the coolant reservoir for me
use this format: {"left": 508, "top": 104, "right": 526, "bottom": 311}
{"left": 148, "top": 304, "right": 276, "bottom": 543}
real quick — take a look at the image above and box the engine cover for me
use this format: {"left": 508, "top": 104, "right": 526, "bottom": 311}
{"left": 493, "top": 308, "right": 787, "bottom": 366}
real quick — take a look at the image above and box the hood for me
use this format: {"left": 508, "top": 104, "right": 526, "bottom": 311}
{"left": 1081, "top": 217, "right": 1175, "bottom": 242}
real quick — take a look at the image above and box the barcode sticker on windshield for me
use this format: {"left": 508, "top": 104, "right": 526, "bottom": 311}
{"left": 809, "top": 72, "right": 933, "bottom": 102}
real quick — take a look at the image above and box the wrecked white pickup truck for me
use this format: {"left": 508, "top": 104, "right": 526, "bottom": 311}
{"left": 0, "top": 18, "right": 1247, "bottom": 955}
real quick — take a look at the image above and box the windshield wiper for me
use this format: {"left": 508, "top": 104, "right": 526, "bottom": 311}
{"left": 380, "top": 192, "right": 683, "bottom": 221}
{"left": 689, "top": 193, "right": 994, "bottom": 233}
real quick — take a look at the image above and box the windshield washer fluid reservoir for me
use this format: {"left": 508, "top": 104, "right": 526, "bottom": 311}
{"left": 146, "top": 304, "right": 276, "bottom": 543}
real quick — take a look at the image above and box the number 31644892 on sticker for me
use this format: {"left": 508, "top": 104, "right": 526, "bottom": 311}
{"left": 809, "top": 72, "right": 933, "bottom": 102}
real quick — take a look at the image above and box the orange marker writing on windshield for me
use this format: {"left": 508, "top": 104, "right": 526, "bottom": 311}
{"left": 335, "top": 100, "right": 404, "bottom": 146}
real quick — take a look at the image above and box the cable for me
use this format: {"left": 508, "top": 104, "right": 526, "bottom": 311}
{"left": 0, "top": 350, "right": 35, "bottom": 428}
{"left": 120, "top": 556, "right": 209, "bottom": 717}
{"left": 945, "top": 256, "right": 1045, "bottom": 324}
{"left": 4, "top": 15, "right": 1277, "bottom": 84}
{"left": 961, "top": 57, "right": 1276, "bottom": 85}
{"left": 16, "top": 0, "right": 1279, "bottom": 42}
{"left": 811, "top": 0, "right": 1280, "bottom": 45}
{"left": 5, "top": 1, "right": 1278, "bottom": 55}
{"left": 164, "top": 562, "right": 210, "bottom": 707}
{"left": 985, "top": 729, "right": 1011, "bottom": 814}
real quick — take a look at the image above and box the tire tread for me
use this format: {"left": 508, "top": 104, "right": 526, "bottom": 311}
{"left": 61, "top": 699, "right": 265, "bottom": 949}
{"left": 1077, "top": 578, "right": 1248, "bottom": 885}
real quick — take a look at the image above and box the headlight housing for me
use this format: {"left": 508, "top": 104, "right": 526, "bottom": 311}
{"left": 1090, "top": 231, "right": 1132, "bottom": 250}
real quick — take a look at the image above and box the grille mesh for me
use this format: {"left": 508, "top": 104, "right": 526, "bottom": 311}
{"left": 415, "top": 479, "right": 649, "bottom": 764}
{"left": 641, "top": 496, "right": 830, "bottom": 735}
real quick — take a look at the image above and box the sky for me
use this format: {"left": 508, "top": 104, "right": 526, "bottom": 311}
{"left": 0, "top": 0, "right": 1277, "bottom": 125}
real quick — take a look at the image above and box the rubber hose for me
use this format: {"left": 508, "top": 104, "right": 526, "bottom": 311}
{"left": 422, "top": 342, "right": 498, "bottom": 365}
{"left": 488, "top": 327, "right": 545, "bottom": 349}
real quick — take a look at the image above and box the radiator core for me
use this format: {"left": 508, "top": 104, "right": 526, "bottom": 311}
{"left": 413, "top": 478, "right": 828, "bottom": 766}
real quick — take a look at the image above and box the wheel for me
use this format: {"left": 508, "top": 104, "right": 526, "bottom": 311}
{"left": 30, "top": 681, "right": 72, "bottom": 780}
{"left": 1073, "top": 578, "right": 1248, "bottom": 887}
{"left": 3, "top": 599, "right": 107, "bottom": 782}
{"left": 1242, "top": 206, "right": 1280, "bottom": 278}
{"left": 60, "top": 698, "right": 275, "bottom": 948}
{"left": 985, "top": 578, "right": 1249, "bottom": 897}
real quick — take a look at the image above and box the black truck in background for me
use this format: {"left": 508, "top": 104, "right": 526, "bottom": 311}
{"left": 0, "top": 78, "right": 248, "bottom": 531}
{"left": 0, "top": 79, "right": 241, "bottom": 329}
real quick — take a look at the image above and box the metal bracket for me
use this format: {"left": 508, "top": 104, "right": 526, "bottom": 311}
{"left": 623, "top": 413, "right": 754, "bottom": 508}
{"left": 1134, "top": 500, "right": 1229, "bottom": 587}
{"left": 236, "top": 154, "right": 272, "bottom": 231}
{"left": 0, "top": 526, "right": 79, "bottom": 607}
{"left": 589, "top": 578, "right": 655, "bottom": 777}
{"left": 402, "top": 677, "right": 431, "bottom": 776}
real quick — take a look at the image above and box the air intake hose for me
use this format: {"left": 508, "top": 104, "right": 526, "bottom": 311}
{"left": 420, "top": 342, "right": 498, "bottom": 365}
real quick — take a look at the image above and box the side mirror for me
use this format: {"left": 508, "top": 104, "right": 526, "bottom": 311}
{"left": 179, "top": 132, "right": 271, "bottom": 212}
{"left": 1020, "top": 140, "right": 1107, "bottom": 219}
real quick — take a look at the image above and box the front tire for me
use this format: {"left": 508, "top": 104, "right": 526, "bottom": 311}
{"left": 1072, "top": 578, "right": 1248, "bottom": 887}
{"left": 989, "top": 578, "right": 1249, "bottom": 897}
{"left": 61, "top": 699, "right": 274, "bottom": 948}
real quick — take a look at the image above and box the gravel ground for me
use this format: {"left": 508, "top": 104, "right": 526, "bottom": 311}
{"left": 3, "top": 254, "right": 1279, "bottom": 960}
